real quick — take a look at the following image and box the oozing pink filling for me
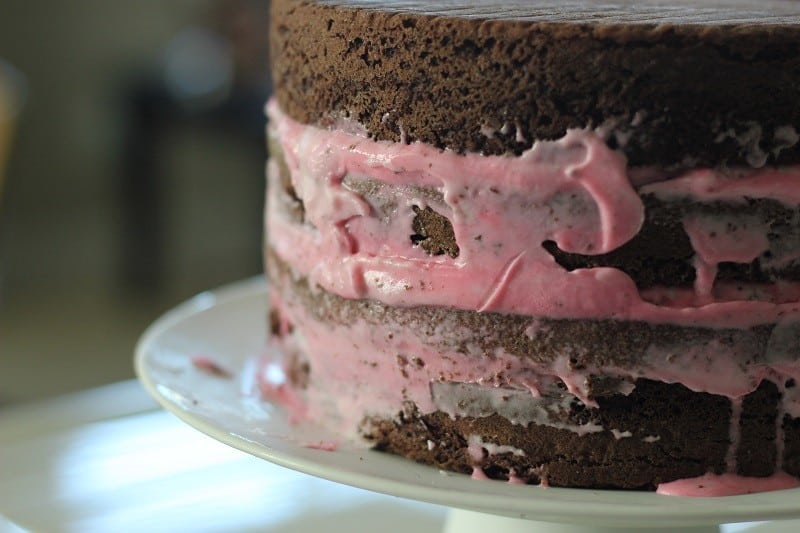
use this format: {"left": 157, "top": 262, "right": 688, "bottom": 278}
{"left": 266, "top": 101, "right": 800, "bottom": 329}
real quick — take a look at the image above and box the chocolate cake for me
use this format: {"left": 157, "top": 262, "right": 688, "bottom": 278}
{"left": 262, "top": 0, "right": 800, "bottom": 494}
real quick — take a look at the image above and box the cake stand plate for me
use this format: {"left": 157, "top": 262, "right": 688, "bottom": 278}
{"left": 134, "top": 278, "right": 800, "bottom": 532}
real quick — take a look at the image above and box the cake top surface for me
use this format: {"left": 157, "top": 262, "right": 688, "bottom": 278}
{"left": 315, "top": 0, "right": 800, "bottom": 25}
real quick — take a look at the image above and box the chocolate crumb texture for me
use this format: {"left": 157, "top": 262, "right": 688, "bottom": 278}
{"left": 271, "top": 0, "right": 800, "bottom": 169}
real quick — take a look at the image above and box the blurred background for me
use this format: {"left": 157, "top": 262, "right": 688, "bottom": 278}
{"left": 0, "top": 0, "right": 271, "bottom": 403}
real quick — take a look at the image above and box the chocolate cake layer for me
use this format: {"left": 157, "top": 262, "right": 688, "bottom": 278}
{"left": 364, "top": 379, "right": 790, "bottom": 490}
{"left": 271, "top": 0, "right": 800, "bottom": 168}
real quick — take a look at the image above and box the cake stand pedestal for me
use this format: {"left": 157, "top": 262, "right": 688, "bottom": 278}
{"left": 135, "top": 278, "right": 800, "bottom": 533}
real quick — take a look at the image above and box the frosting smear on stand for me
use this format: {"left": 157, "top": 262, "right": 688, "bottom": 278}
{"left": 656, "top": 472, "right": 800, "bottom": 497}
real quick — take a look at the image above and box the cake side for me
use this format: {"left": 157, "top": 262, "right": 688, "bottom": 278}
{"left": 264, "top": 100, "right": 800, "bottom": 489}
{"left": 262, "top": 107, "right": 800, "bottom": 491}
{"left": 264, "top": 0, "right": 800, "bottom": 493}
{"left": 265, "top": 249, "right": 800, "bottom": 489}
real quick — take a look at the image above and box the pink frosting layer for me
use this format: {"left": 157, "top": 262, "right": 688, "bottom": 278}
{"left": 266, "top": 101, "right": 800, "bottom": 329}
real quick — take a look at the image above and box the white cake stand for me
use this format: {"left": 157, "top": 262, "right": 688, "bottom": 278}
{"left": 134, "top": 278, "right": 800, "bottom": 533}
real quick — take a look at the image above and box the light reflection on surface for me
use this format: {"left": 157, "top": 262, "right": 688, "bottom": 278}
{"left": 0, "top": 409, "right": 445, "bottom": 532}
{"left": 154, "top": 383, "right": 198, "bottom": 411}
{"left": 53, "top": 412, "right": 245, "bottom": 499}
{"left": 186, "top": 290, "right": 218, "bottom": 313}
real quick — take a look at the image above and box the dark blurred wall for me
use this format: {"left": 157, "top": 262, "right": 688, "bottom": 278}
{"left": 0, "top": 1, "right": 270, "bottom": 402}
{"left": 3, "top": 1, "right": 200, "bottom": 291}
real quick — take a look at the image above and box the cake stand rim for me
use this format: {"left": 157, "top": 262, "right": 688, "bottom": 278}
{"left": 134, "top": 277, "right": 800, "bottom": 528}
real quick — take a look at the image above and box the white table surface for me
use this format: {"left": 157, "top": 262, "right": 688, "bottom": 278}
{"left": 1, "top": 380, "right": 799, "bottom": 533}
{"left": 0, "top": 380, "right": 446, "bottom": 533}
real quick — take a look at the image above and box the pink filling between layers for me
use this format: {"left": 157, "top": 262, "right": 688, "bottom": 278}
{"left": 266, "top": 101, "right": 800, "bottom": 329}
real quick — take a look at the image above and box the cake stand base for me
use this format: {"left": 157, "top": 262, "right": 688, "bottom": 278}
{"left": 443, "top": 508, "right": 720, "bottom": 533}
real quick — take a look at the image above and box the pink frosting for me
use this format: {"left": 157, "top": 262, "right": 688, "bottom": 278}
{"left": 656, "top": 472, "right": 800, "bottom": 497}
{"left": 190, "top": 354, "right": 232, "bottom": 378}
{"left": 471, "top": 467, "right": 490, "bottom": 480}
{"left": 304, "top": 441, "right": 338, "bottom": 451}
{"left": 263, "top": 287, "right": 598, "bottom": 435}
{"left": 266, "top": 101, "right": 800, "bottom": 329}
{"left": 683, "top": 214, "right": 769, "bottom": 266}
{"left": 641, "top": 168, "right": 800, "bottom": 205}
{"left": 725, "top": 398, "right": 743, "bottom": 472}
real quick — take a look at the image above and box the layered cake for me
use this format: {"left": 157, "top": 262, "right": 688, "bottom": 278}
{"left": 262, "top": 0, "right": 800, "bottom": 493}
